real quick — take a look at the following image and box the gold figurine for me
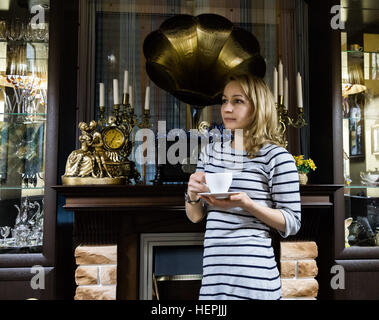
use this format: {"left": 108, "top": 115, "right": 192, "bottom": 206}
{"left": 63, "top": 121, "right": 97, "bottom": 179}
{"left": 62, "top": 117, "right": 135, "bottom": 185}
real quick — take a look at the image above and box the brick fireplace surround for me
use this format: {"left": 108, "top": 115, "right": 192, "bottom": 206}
{"left": 73, "top": 241, "right": 319, "bottom": 300}
{"left": 54, "top": 184, "right": 342, "bottom": 300}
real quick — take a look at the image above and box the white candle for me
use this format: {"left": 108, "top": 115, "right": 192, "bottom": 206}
{"left": 284, "top": 77, "right": 288, "bottom": 109}
{"left": 144, "top": 86, "right": 150, "bottom": 110}
{"left": 297, "top": 72, "right": 303, "bottom": 109}
{"left": 129, "top": 85, "right": 133, "bottom": 106}
{"left": 278, "top": 60, "right": 283, "bottom": 96}
{"left": 123, "top": 70, "right": 128, "bottom": 94}
{"left": 273, "top": 67, "right": 278, "bottom": 103}
{"left": 99, "top": 83, "right": 105, "bottom": 107}
{"left": 113, "top": 78, "right": 119, "bottom": 105}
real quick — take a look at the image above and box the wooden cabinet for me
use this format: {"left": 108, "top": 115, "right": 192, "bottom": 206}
{"left": 0, "top": 0, "right": 54, "bottom": 299}
{"left": 0, "top": 0, "right": 79, "bottom": 299}
{"left": 308, "top": 0, "right": 379, "bottom": 299}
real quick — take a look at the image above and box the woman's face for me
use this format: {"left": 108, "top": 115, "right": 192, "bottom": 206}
{"left": 221, "top": 80, "right": 253, "bottom": 131}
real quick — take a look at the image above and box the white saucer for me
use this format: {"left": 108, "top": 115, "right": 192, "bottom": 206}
{"left": 198, "top": 192, "right": 239, "bottom": 199}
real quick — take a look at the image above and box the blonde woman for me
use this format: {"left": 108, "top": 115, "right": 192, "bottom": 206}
{"left": 185, "top": 74, "right": 301, "bottom": 300}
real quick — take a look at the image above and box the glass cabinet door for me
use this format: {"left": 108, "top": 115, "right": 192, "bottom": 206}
{"left": 80, "top": 0, "right": 308, "bottom": 185}
{"left": 341, "top": 0, "right": 379, "bottom": 248}
{"left": 0, "top": 1, "right": 49, "bottom": 253}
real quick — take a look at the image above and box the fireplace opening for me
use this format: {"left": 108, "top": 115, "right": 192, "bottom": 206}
{"left": 152, "top": 245, "right": 203, "bottom": 300}
{"left": 139, "top": 233, "right": 204, "bottom": 300}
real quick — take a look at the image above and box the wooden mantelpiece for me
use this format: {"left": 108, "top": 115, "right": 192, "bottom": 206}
{"left": 53, "top": 183, "right": 343, "bottom": 300}
{"left": 54, "top": 184, "right": 343, "bottom": 210}
{"left": 56, "top": 184, "right": 188, "bottom": 211}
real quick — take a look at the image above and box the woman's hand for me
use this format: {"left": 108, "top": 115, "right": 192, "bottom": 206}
{"left": 187, "top": 172, "right": 210, "bottom": 201}
{"left": 199, "top": 192, "right": 253, "bottom": 210}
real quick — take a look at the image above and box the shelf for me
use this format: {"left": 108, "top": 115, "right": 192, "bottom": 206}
{"left": 0, "top": 57, "right": 48, "bottom": 61}
{"left": 344, "top": 193, "right": 378, "bottom": 198}
{"left": 0, "top": 186, "right": 44, "bottom": 191}
{"left": 0, "top": 114, "right": 47, "bottom": 124}
{"left": 345, "top": 185, "right": 379, "bottom": 189}
{"left": 0, "top": 40, "right": 48, "bottom": 45}
{"left": 0, "top": 113, "right": 47, "bottom": 116}
{"left": 342, "top": 50, "right": 379, "bottom": 54}
{"left": 0, "top": 245, "right": 42, "bottom": 254}
{"left": 344, "top": 116, "right": 379, "bottom": 120}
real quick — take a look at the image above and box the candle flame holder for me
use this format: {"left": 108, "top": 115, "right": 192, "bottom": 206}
{"left": 120, "top": 93, "right": 150, "bottom": 184}
{"left": 121, "top": 93, "right": 151, "bottom": 130}
{"left": 275, "top": 95, "right": 307, "bottom": 148}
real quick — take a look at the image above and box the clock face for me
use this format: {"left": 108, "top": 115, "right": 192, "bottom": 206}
{"left": 103, "top": 127, "right": 125, "bottom": 150}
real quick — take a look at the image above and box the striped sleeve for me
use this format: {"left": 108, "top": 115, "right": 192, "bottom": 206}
{"left": 268, "top": 148, "right": 301, "bottom": 238}
{"left": 195, "top": 143, "right": 211, "bottom": 173}
{"left": 195, "top": 144, "right": 211, "bottom": 210}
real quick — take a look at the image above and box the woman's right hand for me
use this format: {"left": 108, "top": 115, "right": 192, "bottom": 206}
{"left": 187, "top": 172, "right": 209, "bottom": 201}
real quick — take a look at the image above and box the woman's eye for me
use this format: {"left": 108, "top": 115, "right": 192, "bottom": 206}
{"left": 234, "top": 99, "right": 244, "bottom": 104}
{"left": 221, "top": 99, "right": 228, "bottom": 105}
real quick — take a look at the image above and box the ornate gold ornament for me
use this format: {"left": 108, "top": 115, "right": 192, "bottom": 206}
{"left": 62, "top": 96, "right": 147, "bottom": 185}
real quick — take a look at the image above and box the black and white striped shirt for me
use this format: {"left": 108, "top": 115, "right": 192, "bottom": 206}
{"left": 196, "top": 140, "right": 301, "bottom": 300}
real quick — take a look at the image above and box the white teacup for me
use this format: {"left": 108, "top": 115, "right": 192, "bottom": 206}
{"left": 205, "top": 172, "right": 233, "bottom": 193}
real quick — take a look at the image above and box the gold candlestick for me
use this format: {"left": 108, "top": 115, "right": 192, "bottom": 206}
{"left": 98, "top": 106, "right": 106, "bottom": 128}
{"left": 276, "top": 95, "right": 287, "bottom": 137}
{"left": 121, "top": 93, "right": 136, "bottom": 129}
{"left": 122, "top": 93, "right": 129, "bottom": 124}
{"left": 140, "top": 109, "right": 150, "bottom": 129}
{"left": 112, "top": 103, "right": 122, "bottom": 125}
{"left": 286, "top": 107, "right": 307, "bottom": 128}
{"left": 275, "top": 95, "right": 307, "bottom": 149}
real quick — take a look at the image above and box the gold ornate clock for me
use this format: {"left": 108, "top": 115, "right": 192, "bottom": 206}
{"left": 102, "top": 126, "right": 126, "bottom": 151}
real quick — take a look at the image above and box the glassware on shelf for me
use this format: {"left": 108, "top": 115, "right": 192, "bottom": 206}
{"left": 21, "top": 172, "right": 42, "bottom": 188}
{"left": 23, "top": 22, "right": 34, "bottom": 42}
{"left": 8, "top": 197, "right": 44, "bottom": 248}
{"left": 0, "top": 26, "right": 48, "bottom": 121}
{"left": 2, "top": 77, "right": 47, "bottom": 121}
{"left": 2, "top": 19, "right": 42, "bottom": 42}
{"left": 0, "top": 18, "right": 49, "bottom": 43}
{"left": 37, "top": 23, "right": 48, "bottom": 42}
{"left": 0, "top": 20, "right": 7, "bottom": 41}
{"left": 360, "top": 170, "right": 379, "bottom": 186}
{"left": 8, "top": 19, "right": 24, "bottom": 41}
{"left": 0, "top": 226, "right": 10, "bottom": 246}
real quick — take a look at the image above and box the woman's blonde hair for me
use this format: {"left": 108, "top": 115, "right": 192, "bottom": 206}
{"left": 225, "top": 73, "right": 286, "bottom": 158}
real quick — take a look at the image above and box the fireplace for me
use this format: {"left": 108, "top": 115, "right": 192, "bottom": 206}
{"left": 139, "top": 233, "right": 204, "bottom": 300}
{"left": 54, "top": 184, "right": 343, "bottom": 300}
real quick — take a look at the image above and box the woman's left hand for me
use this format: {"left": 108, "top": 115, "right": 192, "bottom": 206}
{"left": 199, "top": 192, "right": 253, "bottom": 211}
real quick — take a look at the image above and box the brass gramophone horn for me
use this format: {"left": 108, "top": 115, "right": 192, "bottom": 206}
{"left": 143, "top": 13, "right": 266, "bottom": 107}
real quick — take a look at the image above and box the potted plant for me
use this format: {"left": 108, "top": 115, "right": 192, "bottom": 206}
{"left": 293, "top": 155, "right": 317, "bottom": 185}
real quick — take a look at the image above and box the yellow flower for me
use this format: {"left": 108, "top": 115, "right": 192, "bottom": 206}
{"left": 293, "top": 155, "right": 305, "bottom": 167}
{"left": 292, "top": 155, "right": 317, "bottom": 173}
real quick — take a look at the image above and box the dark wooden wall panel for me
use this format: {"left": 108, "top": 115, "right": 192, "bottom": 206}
{"left": 0, "top": 268, "right": 55, "bottom": 300}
